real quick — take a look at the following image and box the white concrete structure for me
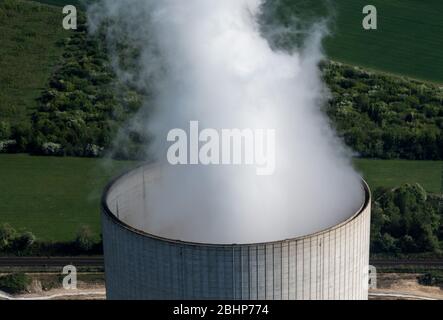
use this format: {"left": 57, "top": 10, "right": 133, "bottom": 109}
{"left": 102, "top": 165, "right": 371, "bottom": 300}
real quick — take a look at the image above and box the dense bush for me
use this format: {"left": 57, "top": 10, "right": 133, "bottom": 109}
{"left": 0, "top": 273, "right": 31, "bottom": 294}
{"left": 0, "top": 140, "right": 17, "bottom": 153}
{"left": 11, "top": 232, "right": 36, "bottom": 252}
{"left": 0, "top": 223, "right": 16, "bottom": 250}
{"left": 0, "top": 224, "right": 36, "bottom": 255}
{"left": 370, "top": 184, "right": 442, "bottom": 254}
{"left": 74, "top": 225, "right": 96, "bottom": 252}
{"left": 418, "top": 271, "right": 443, "bottom": 287}
{"left": 3, "top": 16, "right": 147, "bottom": 160}
{"left": 325, "top": 62, "right": 443, "bottom": 160}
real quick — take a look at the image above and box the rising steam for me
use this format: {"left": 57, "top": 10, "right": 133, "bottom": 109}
{"left": 89, "top": 0, "right": 364, "bottom": 243}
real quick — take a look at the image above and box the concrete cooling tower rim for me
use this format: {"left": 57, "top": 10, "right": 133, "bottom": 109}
{"left": 101, "top": 163, "right": 371, "bottom": 247}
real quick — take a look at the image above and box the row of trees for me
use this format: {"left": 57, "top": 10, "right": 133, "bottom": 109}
{"left": 0, "top": 224, "right": 100, "bottom": 256}
{"left": 325, "top": 62, "right": 443, "bottom": 160}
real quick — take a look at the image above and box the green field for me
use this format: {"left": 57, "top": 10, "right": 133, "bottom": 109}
{"left": 0, "top": 154, "right": 135, "bottom": 241}
{"left": 266, "top": 0, "right": 443, "bottom": 83}
{"left": 0, "top": 0, "right": 69, "bottom": 126}
{"left": 354, "top": 159, "right": 442, "bottom": 194}
{"left": 325, "top": 0, "right": 443, "bottom": 83}
{"left": 0, "top": 154, "right": 440, "bottom": 242}
{"left": 28, "top": 0, "right": 443, "bottom": 83}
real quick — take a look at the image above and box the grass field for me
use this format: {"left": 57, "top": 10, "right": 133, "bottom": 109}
{"left": 0, "top": 154, "right": 135, "bottom": 241}
{"left": 325, "top": 0, "right": 443, "bottom": 83}
{"left": 29, "top": 0, "right": 443, "bottom": 83}
{"left": 354, "top": 159, "right": 442, "bottom": 194}
{"left": 0, "top": 154, "right": 441, "bottom": 242}
{"left": 265, "top": 0, "right": 443, "bottom": 83}
{"left": 0, "top": 0, "right": 69, "bottom": 126}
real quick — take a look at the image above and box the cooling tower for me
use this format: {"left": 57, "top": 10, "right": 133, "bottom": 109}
{"left": 101, "top": 164, "right": 371, "bottom": 300}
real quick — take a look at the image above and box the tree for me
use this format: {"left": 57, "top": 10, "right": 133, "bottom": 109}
{"left": 0, "top": 224, "right": 16, "bottom": 251}
{"left": 0, "top": 273, "right": 31, "bottom": 294}
{"left": 0, "top": 121, "right": 11, "bottom": 140}
{"left": 74, "top": 225, "right": 96, "bottom": 252}
{"left": 371, "top": 183, "right": 441, "bottom": 254}
{"left": 11, "top": 232, "right": 36, "bottom": 253}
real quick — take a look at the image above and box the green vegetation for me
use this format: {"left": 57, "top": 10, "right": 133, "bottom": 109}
{"left": 42, "top": 0, "right": 443, "bottom": 83}
{"left": 264, "top": 0, "right": 443, "bottom": 83}
{"left": 0, "top": 154, "right": 135, "bottom": 241}
{"left": 0, "top": 273, "right": 31, "bottom": 294}
{"left": 325, "top": 62, "right": 443, "bottom": 160}
{"left": 29, "top": 20, "right": 146, "bottom": 159}
{"left": 371, "top": 184, "right": 442, "bottom": 255}
{"left": 0, "top": 0, "right": 68, "bottom": 137}
{"left": 2, "top": 2, "right": 442, "bottom": 162}
{"left": 354, "top": 159, "right": 442, "bottom": 194}
{"left": 0, "top": 0, "right": 441, "bottom": 258}
{"left": 0, "top": 5, "right": 146, "bottom": 159}
{"left": 327, "top": 0, "right": 443, "bottom": 83}
{"left": 418, "top": 271, "right": 443, "bottom": 287}
{"left": 0, "top": 154, "right": 438, "bottom": 245}
{"left": 0, "top": 224, "right": 36, "bottom": 255}
{"left": 31, "top": 21, "right": 133, "bottom": 157}
{"left": 0, "top": 224, "right": 17, "bottom": 251}
{"left": 74, "top": 225, "right": 96, "bottom": 251}
{"left": 0, "top": 222, "right": 103, "bottom": 256}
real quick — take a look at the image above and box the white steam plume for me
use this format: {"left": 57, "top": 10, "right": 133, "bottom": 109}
{"left": 89, "top": 0, "right": 364, "bottom": 244}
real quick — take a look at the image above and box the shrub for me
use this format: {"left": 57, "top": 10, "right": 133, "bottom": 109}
{"left": 371, "top": 183, "right": 441, "bottom": 254}
{"left": 11, "top": 231, "right": 36, "bottom": 253}
{"left": 74, "top": 225, "right": 96, "bottom": 252}
{"left": 0, "top": 140, "right": 17, "bottom": 153}
{"left": 41, "top": 142, "right": 64, "bottom": 156}
{"left": 84, "top": 144, "right": 103, "bottom": 157}
{"left": 418, "top": 272, "right": 443, "bottom": 287}
{"left": 0, "top": 273, "right": 31, "bottom": 294}
{"left": 0, "top": 121, "right": 11, "bottom": 140}
{"left": 0, "top": 224, "right": 16, "bottom": 251}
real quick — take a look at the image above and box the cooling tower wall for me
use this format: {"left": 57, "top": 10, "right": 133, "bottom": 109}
{"left": 102, "top": 165, "right": 371, "bottom": 300}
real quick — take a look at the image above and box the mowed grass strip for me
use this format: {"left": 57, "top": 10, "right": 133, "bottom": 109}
{"left": 326, "top": 0, "right": 443, "bottom": 83}
{"left": 354, "top": 159, "right": 442, "bottom": 194}
{"left": 0, "top": 154, "right": 135, "bottom": 241}
{"left": 0, "top": 0, "right": 69, "bottom": 125}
